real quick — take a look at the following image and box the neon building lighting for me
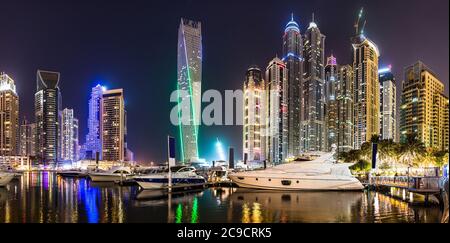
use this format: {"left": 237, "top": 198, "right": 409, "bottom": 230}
{"left": 177, "top": 18, "right": 202, "bottom": 163}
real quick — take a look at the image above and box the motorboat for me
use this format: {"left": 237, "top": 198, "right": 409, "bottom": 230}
{"left": 228, "top": 153, "right": 364, "bottom": 191}
{"left": 88, "top": 166, "right": 133, "bottom": 182}
{"left": 134, "top": 166, "right": 206, "bottom": 190}
{"left": 0, "top": 172, "right": 14, "bottom": 187}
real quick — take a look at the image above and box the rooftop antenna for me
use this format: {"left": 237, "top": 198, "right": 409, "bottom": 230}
{"left": 312, "top": 12, "right": 315, "bottom": 23}
{"left": 291, "top": 13, "right": 294, "bottom": 22}
{"left": 354, "top": 7, "right": 364, "bottom": 35}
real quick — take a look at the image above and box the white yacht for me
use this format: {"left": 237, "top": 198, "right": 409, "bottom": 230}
{"left": 228, "top": 153, "right": 363, "bottom": 191}
{"left": 0, "top": 172, "right": 14, "bottom": 187}
{"left": 134, "top": 166, "right": 206, "bottom": 190}
{"left": 88, "top": 166, "right": 132, "bottom": 182}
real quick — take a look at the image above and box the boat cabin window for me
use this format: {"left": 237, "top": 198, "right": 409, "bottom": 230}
{"left": 177, "top": 167, "right": 194, "bottom": 173}
{"left": 113, "top": 170, "right": 129, "bottom": 174}
{"left": 281, "top": 180, "right": 291, "bottom": 186}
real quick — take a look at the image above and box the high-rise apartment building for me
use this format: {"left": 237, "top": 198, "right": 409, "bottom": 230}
{"left": 0, "top": 72, "right": 19, "bottom": 156}
{"left": 243, "top": 66, "right": 266, "bottom": 163}
{"left": 265, "top": 57, "right": 288, "bottom": 164}
{"left": 20, "top": 118, "right": 36, "bottom": 157}
{"left": 282, "top": 14, "right": 303, "bottom": 158}
{"left": 177, "top": 18, "right": 202, "bottom": 163}
{"left": 400, "top": 61, "right": 449, "bottom": 151}
{"left": 85, "top": 84, "right": 104, "bottom": 159}
{"left": 302, "top": 17, "right": 326, "bottom": 152}
{"left": 336, "top": 65, "right": 355, "bottom": 152}
{"left": 379, "top": 66, "right": 397, "bottom": 141}
{"left": 352, "top": 34, "right": 380, "bottom": 148}
{"left": 60, "top": 108, "right": 79, "bottom": 162}
{"left": 101, "top": 89, "right": 125, "bottom": 161}
{"left": 325, "top": 55, "right": 338, "bottom": 151}
{"left": 35, "top": 70, "right": 61, "bottom": 166}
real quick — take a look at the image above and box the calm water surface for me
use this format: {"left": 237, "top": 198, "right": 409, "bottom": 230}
{"left": 0, "top": 172, "right": 443, "bottom": 223}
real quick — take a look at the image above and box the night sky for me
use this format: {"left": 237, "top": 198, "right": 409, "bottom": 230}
{"left": 0, "top": 0, "right": 448, "bottom": 163}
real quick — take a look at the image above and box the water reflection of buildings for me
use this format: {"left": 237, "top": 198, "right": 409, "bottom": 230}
{"left": 229, "top": 189, "right": 362, "bottom": 223}
{"left": 0, "top": 172, "right": 128, "bottom": 223}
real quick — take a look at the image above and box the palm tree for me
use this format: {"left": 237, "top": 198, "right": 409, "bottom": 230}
{"left": 399, "top": 133, "right": 425, "bottom": 167}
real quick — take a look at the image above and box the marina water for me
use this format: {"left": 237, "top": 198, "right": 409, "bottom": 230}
{"left": 0, "top": 172, "right": 443, "bottom": 223}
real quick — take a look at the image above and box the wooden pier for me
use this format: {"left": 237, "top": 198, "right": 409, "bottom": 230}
{"left": 365, "top": 175, "right": 442, "bottom": 205}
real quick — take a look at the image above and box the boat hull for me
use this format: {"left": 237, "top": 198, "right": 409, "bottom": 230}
{"left": 135, "top": 178, "right": 206, "bottom": 190}
{"left": 229, "top": 175, "right": 364, "bottom": 191}
{"left": 89, "top": 174, "right": 124, "bottom": 182}
{"left": 0, "top": 173, "right": 14, "bottom": 187}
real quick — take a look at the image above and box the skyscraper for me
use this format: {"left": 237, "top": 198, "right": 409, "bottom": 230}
{"left": 352, "top": 20, "right": 380, "bottom": 148}
{"left": 177, "top": 18, "right": 202, "bottom": 163}
{"left": 60, "top": 108, "right": 79, "bottom": 162}
{"left": 243, "top": 66, "right": 266, "bottom": 163}
{"left": 85, "top": 84, "right": 104, "bottom": 159}
{"left": 302, "top": 16, "right": 326, "bottom": 152}
{"left": 20, "top": 118, "right": 36, "bottom": 157}
{"left": 336, "top": 65, "right": 355, "bottom": 152}
{"left": 282, "top": 14, "right": 303, "bottom": 158}
{"left": 265, "top": 57, "right": 288, "bottom": 164}
{"left": 35, "top": 70, "right": 61, "bottom": 166}
{"left": 400, "top": 61, "right": 449, "bottom": 151}
{"left": 101, "top": 89, "right": 125, "bottom": 161}
{"left": 324, "top": 55, "right": 338, "bottom": 151}
{"left": 0, "top": 72, "right": 19, "bottom": 156}
{"left": 379, "top": 66, "right": 397, "bottom": 141}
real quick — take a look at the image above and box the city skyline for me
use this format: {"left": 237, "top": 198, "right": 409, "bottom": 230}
{"left": 0, "top": 0, "right": 448, "bottom": 163}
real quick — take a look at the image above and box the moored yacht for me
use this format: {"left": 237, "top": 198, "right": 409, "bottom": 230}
{"left": 134, "top": 166, "right": 206, "bottom": 190}
{"left": 0, "top": 172, "right": 14, "bottom": 187}
{"left": 228, "top": 153, "right": 363, "bottom": 191}
{"left": 88, "top": 166, "right": 133, "bottom": 182}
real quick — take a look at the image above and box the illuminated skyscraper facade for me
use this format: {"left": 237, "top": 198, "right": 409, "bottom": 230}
{"left": 302, "top": 18, "right": 326, "bottom": 152}
{"left": 265, "top": 57, "right": 288, "bottom": 164}
{"left": 352, "top": 34, "right": 380, "bottom": 148}
{"left": 177, "top": 18, "right": 202, "bottom": 163}
{"left": 400, "top": 61, "right": 449, "bottom": 150}
{"left": 379, "top": 67, "right": 397, "bottom": 141}
{"left": 243, "top": 66, "right": 266, "bottom": 163}
{"left": 324, "top": 55, "right": 338, "bottom": 151}
{"left": 282, "top": 15, "right": 303, "bottom": 158}
{"left": 85, "top": 84, "right": 104, "bottom": 159}
{"left": 336, "top": 65, "right": 354, "bottom": 152}
{"left": 35, "top": 70, "right": 61, "bottom": 166}
{"left": 101, "top": 89, "right": 125, "bottom": 161}
{"left": 20, "top": 118, "right": 36, "bottom": 157}
{"left": 0, "top": 72, "right": 19, "bottom": 156}
{"left": 60, "top": 108, "right": 79, "bottom": 162}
